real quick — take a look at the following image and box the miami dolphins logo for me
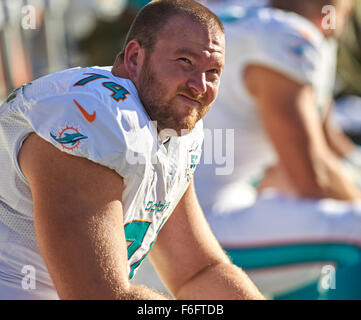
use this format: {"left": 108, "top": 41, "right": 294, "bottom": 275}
{"left": 50, "top": 125, "right": 88, "bottom": 151}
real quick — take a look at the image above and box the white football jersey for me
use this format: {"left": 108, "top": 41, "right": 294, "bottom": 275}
{"left": 0, "top": 66, "right": 204, "bottom": 299}
{"left": 195, "top": 6, "right": 337, "bottom": 214}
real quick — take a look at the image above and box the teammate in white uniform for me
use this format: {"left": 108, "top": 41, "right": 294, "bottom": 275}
{"left": 196, "top": 0, "right": 361, "bottom": 299}
{"left": 0, "top": 0, "right": 264, "bottom": 300}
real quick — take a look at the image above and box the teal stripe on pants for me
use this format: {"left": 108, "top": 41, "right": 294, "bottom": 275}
{"left": 225, "top": 243, "right": 361, "bottom": 300}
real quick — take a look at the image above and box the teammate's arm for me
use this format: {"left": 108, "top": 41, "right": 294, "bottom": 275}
{"left": 244, "top": 64, "right": 361, "bottom": 200}
{"left": 322, "top": 101, "right": 358, "bottom": 158}
{"left": 149, "top": 180, "right": 264, "bottom": 300}
{"left": 19, "top": 133, "right": 168, "bottom": 300}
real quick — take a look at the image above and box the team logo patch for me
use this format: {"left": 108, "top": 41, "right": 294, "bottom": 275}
{"left": 50, "top": 125, "right": 88, "bottom": 151}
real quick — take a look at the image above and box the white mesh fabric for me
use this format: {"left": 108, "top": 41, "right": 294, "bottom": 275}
{"left": 0, "top": 97, "right": 36, "bottom": 247}
{"left": 0, "top": 201, "right": 37, "bottom": 251}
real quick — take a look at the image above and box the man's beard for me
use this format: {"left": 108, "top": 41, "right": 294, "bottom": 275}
{"left": 137, "top": 59, "right": 211, "bottom": 136}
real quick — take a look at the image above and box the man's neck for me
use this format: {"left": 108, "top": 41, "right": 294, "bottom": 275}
{"left": 111, "top": 61, "right": 130, "bottom": 80}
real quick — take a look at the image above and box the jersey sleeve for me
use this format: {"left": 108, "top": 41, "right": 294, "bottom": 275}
{"left": 21, "top": 91, "right": 134, "bottom": 178}
{"left": 235, "top": 24, "right": 321, "bottom": 85}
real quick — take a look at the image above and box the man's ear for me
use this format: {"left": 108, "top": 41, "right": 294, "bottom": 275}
{"left": 123, "top": 40, "right": 145, "bottom": 80}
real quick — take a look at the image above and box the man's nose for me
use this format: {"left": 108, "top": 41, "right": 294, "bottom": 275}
{"left": 187, "top": 71, "right": 207, "bottom": 95}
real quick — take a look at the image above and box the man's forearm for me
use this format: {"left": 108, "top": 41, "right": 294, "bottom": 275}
{"left": 323, "top": 122, "right": 355, "bottom": 159}
{"left": 276, "top": 146, "right": 361, "bottom": 200}
{"left": 313, "top": 152, "right": 361, "bottom": 200}
{"left": 174, "top": 262, "right": 265, "bottom": 300}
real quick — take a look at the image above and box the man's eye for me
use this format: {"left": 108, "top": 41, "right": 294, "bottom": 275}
{"left": 178, "top": 57, "right": 192, "bottom": 64}
{"left": 207, "top": 69, "right": 219, "bottom": 75}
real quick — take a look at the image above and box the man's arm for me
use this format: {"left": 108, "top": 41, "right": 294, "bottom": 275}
{"left": 244, "top": 65, "right": 361, "bottom": 200}
{"left": 149, "top": 180, "right": 264, "bottom": 300}
{"left": 322, "top": 102, "right": 357, "bottom": 158}
{"left": 19, "top": 133, "right": 168, "bottom": 300}
{"left": 322, "top": 104, "right": 361, "bottom": 189}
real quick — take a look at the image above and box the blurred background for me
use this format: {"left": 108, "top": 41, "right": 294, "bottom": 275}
{"left": 334, "top": 0, "right": 361, "bottom": 144}
{"left": 0, "top": 0, "right": 150, "bottom": 98}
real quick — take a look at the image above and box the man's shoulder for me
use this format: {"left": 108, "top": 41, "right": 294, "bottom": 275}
{"left": 22, "top": 67, "right": 155, "bottom": 169}
{"left": 260, "top": 8, "right": 323, "bottom": 49}
{"left": 70, "top": 67, "right": 138, "bottom": 105}
{"left": 60, "top": 66, "right": 151, "bottom": 133}
{"left": 223, "top": 7, "right": 324, "bottom": 84}
{"left": 224, "top": 7, "right": 322, "bottom": 46}
{"left": 24, "top": 66, "right": 149, "bottom": 133}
